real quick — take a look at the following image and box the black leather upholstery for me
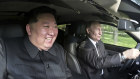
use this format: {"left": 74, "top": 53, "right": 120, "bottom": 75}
{"left": 64, "top": 22, "right": 86, "bottom": 56}
{"left": 63, "top": 22, "right": 87, "bottom": 78}
{"left": 0, "top": 23, "right": 26, "bottom": 38}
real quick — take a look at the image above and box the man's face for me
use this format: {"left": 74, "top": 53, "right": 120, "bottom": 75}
{"left": 86, "top": 22, "right": 102, "bottom": 42}
{"left": 26, "top": 13, "right": 58, "bottom": 50}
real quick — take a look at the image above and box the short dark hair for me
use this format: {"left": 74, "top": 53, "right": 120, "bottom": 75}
{"left": 25, "top": 6, "right": 56, "bottom": 24}
{"left": 86, "top": 21, "right": 100, "bottom": 29}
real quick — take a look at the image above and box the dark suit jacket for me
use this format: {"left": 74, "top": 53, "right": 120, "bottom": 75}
{"left": 0, "top": 37, "right": 72, "bottom": 79}
{"left": 77, "top": 38, "right": 121, "bottom": 79}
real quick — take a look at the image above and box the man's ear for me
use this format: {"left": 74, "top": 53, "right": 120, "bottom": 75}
{"left": 86, "top": 28, "right": 90, "bottom": 34}
{"left": 26, "top": 24, "right": 31, "bottom": 35}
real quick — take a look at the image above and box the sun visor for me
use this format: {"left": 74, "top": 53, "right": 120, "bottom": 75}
{"left": 94, "top": 0, "right": 121, "bottom": 12}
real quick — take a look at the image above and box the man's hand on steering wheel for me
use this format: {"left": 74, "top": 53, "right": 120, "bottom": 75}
{"left": 122, "top": 48, "right": 140, "bottom": 59}
{"left": 119, "top": 43, "right": 140, "bottom": 71}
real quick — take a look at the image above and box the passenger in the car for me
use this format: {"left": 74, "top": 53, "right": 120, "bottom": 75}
{"left": 77, "top": 21, "right": 140, "bottom": 79}
{"left": 0, "top": 6, "right": 72, "bottom": 79}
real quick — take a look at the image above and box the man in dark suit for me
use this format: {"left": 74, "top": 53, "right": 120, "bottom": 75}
{"left": 77, "top": 21, "right": 140, "bottom": 79}
{"left": 0, "top": 6, "right": 72, "bottom": 79}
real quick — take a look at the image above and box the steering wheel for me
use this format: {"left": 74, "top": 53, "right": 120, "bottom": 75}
{"left": 119, "top": 43, "right": 140, "bottom": 71}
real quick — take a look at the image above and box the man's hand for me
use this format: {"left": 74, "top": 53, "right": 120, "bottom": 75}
{"left": 123, "top": 48, "right": 140, "bottom": 59}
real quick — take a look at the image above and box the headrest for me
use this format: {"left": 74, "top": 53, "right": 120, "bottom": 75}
{"left": 66, "top": 21, "right": 86, "bottom": 36}
{"left": 0, "top": 24, "right": 26, "bottom": 38}
{"left": 66, "top": 21, "right": 87, "bottom": 41}
{"left": 74, "top": 22, "right": 86, "bottom": 36}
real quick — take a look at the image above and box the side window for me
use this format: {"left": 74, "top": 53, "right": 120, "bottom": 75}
{"left": 101, "top": 24, "right": 137, "bottom": 48}
{"left": 57, "top": 24, "right": 66, "bottom": 31}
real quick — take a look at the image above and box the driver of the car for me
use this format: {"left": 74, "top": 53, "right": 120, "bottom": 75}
{"left": 77, "top": 21, "right": 140, "bottom": 79}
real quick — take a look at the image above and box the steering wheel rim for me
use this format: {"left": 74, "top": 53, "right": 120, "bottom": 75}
{"left": 119, "top": 59, "right": 134, "bottom": 71}
{"left": 119, "top": 43, "right": 140, "bottom": 71}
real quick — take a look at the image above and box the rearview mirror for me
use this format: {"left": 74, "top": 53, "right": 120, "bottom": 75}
{"left": 118, "top": 19, "right": 140, "bottom": 31}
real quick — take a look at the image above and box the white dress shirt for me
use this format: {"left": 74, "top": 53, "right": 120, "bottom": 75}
{"left": 88, "top": 37, "right": 104, "bottom": 75}
{"left": 88, "top": 37, "right": 99, "bottom": 56}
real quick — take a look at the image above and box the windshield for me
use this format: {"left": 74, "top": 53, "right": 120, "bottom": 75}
{"left": 131, "top": 0, "right": 140, "bottom": 6}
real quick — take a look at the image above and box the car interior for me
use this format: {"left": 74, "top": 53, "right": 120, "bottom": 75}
{"left": 0, "top": 0, "right": 140, "bottom": 79}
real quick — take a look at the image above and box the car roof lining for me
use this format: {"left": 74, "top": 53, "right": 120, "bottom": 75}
{"left": 0, "top": 0, "right": 140, "bottom": 24}
{"left": 0, "top": 0, "right": 118, "bottom": 24}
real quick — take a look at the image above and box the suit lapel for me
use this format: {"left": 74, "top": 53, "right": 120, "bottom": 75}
{"left": 86, "top": 38, "right": 99, "bottom": 56}
{"left": 86, "top": 39, "right": 104, "bottom": 57}
{"left": 86, "top": 38, "right": 96, "bottom": 49}
{"left": 96, "top": 41, "right": 104, "bottom": 57}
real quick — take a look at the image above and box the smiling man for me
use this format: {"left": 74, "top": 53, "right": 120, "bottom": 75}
{"left": 26, "top": 13, "right": 58, "bottom": 51}
{"left": 0, "top": 6, "right": 72, "bottom": 79}
{"left": 77, "top": 21, "right": 140, "bottom": 79}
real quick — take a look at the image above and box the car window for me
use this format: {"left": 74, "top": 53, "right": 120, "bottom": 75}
{"left": 57, "top": 24, "right": 66, "bottom": 31}
{"left": 131, "top": 0, "right": 140, "bottom": 6}
{"left": 101, "top": 24, "right": 137, "bottom": 48}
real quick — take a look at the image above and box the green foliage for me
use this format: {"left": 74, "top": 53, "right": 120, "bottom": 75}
{"left": 101, "top": 33, "right": 137, "bottom": 48}
{"left": 101, "top": 24, "right": 128, "bottom": 37}
{"left": 57, "top": 24, "right": 66, "bottom": 31}
{"left": 101, "top": 24, "right": 137, "bottom": 48}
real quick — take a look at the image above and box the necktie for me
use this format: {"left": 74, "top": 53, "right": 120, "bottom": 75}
{"left": 95, "top": 43, "right": 99, "bottom": 56}
{"left": 96, "top": 43, "right": 104, "bottom": 75}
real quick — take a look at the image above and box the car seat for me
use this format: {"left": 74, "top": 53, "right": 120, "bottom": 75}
{"left": 0, "top": 23, "right": 26, "bottom": 38}
{"left": 63, "top": 21, "right": 87, "bottom": 79}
